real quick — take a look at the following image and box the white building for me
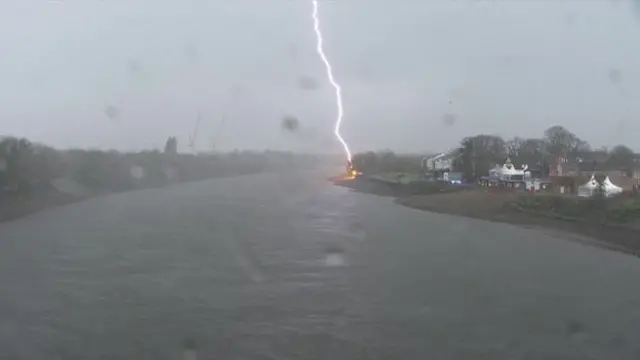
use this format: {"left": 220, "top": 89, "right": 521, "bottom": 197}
{"left": 421, "top": 151, "right": 457, "bottom": 172}
{"left": 489, "top": 157, "right": 529, "bottom": 181}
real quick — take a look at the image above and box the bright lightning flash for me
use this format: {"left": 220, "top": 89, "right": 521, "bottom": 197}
{"left": 311, "top": 0, "right": 352, "bottom": 162}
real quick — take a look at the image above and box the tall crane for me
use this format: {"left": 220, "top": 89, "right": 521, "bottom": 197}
{"left": 187, "top": 112, "right": 202, "bottom": 153}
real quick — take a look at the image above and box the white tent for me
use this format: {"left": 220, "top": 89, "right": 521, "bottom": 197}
{"left": 578, "top": 175, "right": 600, "bottom": 198}
{"left": 601, "top": 176, "right": 623, "bottom": 197}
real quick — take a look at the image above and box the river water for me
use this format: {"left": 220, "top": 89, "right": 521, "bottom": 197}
{"left": 1, "top": 169, "right": 640, "bottom": 359}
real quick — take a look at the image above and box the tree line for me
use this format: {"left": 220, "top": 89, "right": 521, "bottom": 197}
{"left": 352, "top": 125, "right": 636, "bottom": 181}
{"left": 0, "top": 136, "right": 323, "bottom": 197}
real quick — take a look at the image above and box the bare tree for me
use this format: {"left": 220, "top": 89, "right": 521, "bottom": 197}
{"left": 543, "top": 125, "right": 590, "bottom": 156}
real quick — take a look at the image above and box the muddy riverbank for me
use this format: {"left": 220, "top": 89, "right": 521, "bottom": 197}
{"left": 333, "top": 176, "right": 640, "bottom": 256}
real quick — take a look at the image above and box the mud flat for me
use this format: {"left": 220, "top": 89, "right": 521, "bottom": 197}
{"left": 0, "top": 192, "right": 82, "bottom": 223}
{"left": 333, "top": 176, "right": 640, "bottom": 257}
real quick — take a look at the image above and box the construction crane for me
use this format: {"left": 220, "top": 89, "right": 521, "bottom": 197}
{"left": 187, "top": 112, "right": 202, "bottom": 153}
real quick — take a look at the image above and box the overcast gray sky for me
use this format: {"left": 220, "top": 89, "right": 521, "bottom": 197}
{"left": 1, "top": 0, "right": 639, "bottom": 153}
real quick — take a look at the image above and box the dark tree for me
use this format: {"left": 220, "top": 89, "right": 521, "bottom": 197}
{"left": 611, "top": 144, "right": 634, "bottom": 156}
{"left": 457, "top": 135, "right": 506, "bottom": 181}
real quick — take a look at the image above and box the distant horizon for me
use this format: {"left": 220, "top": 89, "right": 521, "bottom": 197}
{"left": 2, "top": 126, "right": 637, "bottom": 156}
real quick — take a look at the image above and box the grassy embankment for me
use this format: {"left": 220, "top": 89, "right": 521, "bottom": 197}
{"left": 337, "top": 171, "right": 640, "bottom": 227}
{"left": 333, "top": 172, "right": 640, "bottom": 254}
{"left": 514, "top": 193, "right": 640, "bottom": 228}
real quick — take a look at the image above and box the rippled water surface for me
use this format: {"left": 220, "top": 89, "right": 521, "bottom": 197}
{"left": 2, "top": 170, "right": 640, "bottom": 359}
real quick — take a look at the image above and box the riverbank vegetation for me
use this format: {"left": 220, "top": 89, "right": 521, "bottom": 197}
{"left": 515, "top": 193, "right": 640, "bottom": 226}
{"left": 334, "top": 122, "right": 640, "bottom": 255}
{"left": 0, "top": 135, "right": 327, "bottom": 221}
{"left": 350, "top": 125, "right": 637, "bottom": 183}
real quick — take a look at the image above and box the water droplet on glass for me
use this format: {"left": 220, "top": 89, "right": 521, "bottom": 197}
{"left": 325, "top": 253, "right": 346, "bottom": 266}
{"left": 608, "top": 69, "right": 622, "bottom": 84}
{"left": 104, "top": 105, "right": 120, "bottom": 120}
{"left": 127, "top": 59, "right": 142, "bottom": 74}
{"left": 130, "top": 166, "right": 144, "bottom": 180}
{"left": 442, "top": 113, "right": 457, "bottom": 127}
{"left": 184, "top": 44, "right": 199, "bottom": 62}
{"left": 297, "top": 76, "right": 319, "bottom": 91}
{"left": 282, "top": 115, "right": 300, "bottom": 132}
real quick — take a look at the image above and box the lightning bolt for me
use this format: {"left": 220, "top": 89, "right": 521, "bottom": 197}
{"left": 311, "top": 0, "right": 352, "bottom": 162}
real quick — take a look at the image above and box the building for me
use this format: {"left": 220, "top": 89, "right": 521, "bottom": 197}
{"left": 577, "top": 158, "right": 638, "bottom": 191}
{"left": 420, "top": 150, "right": 462, "bottom": 183}
{"left": 421, "top": 150, "right": 459, "bottom": 172}
{"left": 481, "top": 156, "right": 529, "bottom": 188}
{"left": 550, "top": 151, "right": 640, "bottom": 192}
{"left": 550, "top": 151, "right": 609, "bottom": 177}
{"left": 478, "top": 156, "right": 551, "bottom": 191}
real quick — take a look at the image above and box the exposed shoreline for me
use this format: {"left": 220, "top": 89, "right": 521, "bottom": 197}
{"left": 0, "top": 170, "right": 277, "bottom": 224}
{"left": 0, "top": 192, "right": 82, "bottom": 224}
{"left": 333, "top": 176, "right": 640, "bottom": 257}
